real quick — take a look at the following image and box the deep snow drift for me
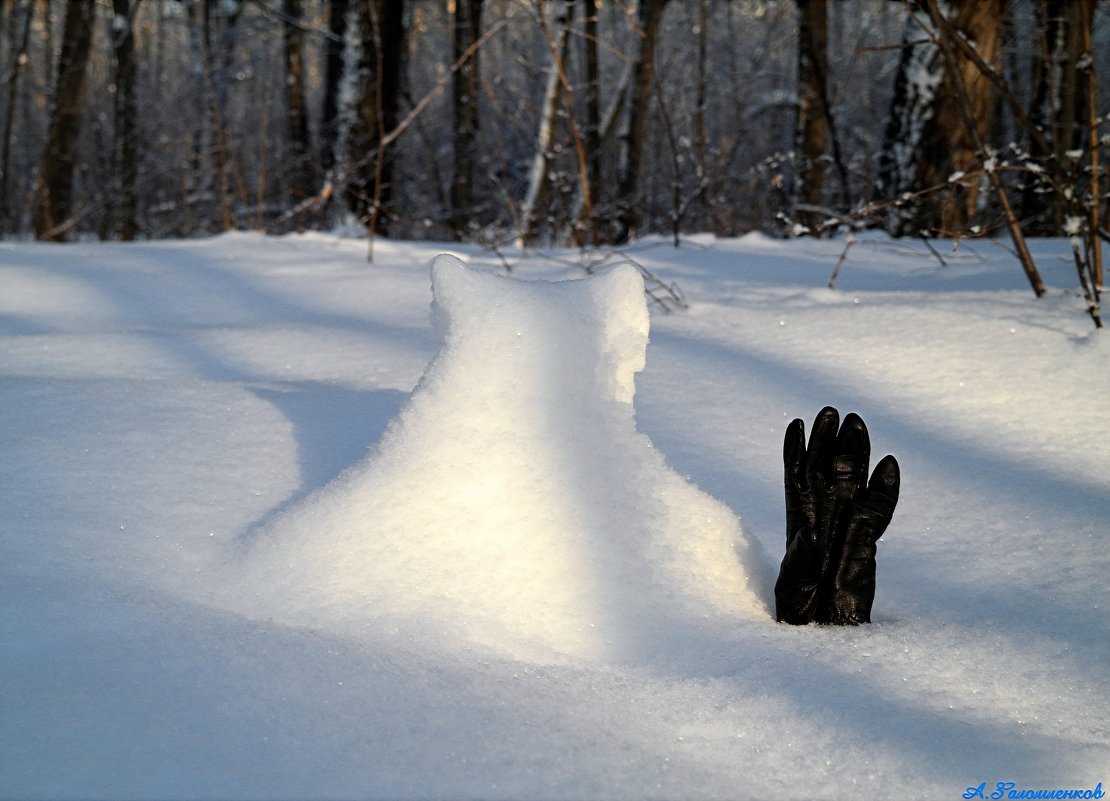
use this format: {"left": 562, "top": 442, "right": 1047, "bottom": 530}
{"left": 1, "top": 232, "right": 1108, "bottom": 800}
{"left": 231, "top": 255, "right": 771, "bottom": 663}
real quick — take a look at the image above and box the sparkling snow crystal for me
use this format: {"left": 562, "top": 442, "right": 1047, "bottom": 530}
{"left": 236, "top": 255, "right": 772, "bottom": 662}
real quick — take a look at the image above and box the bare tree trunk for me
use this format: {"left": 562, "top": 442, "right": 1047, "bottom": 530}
{"left": 1077, "top": 0, "right": 1102, "bottom": 291}
{"left": 283, "top": 0, "right": 313, "bottom": 201}
{"left": 254, "top": 65, "right": 270, "bottom": 229}
{"left": 450, "top": 0, "right": 482, "bottom": 240}
{"left": 184, "top": 0, "right": 208, "bottom": 235}
{"left": 1024, "top": 0, "right": 1103, "bottom": 303}
{"left": 34, "top": 0, "right": 95, "bottom": 240}
{"left": 1053, "top": 2, "right": 1086, "bottom": 162}
{"left": 345, "top": 0, "right": 375, "bottom": 219}
{"left": 936, "top": 1, "right": 1005, "bottom": 231}
{"left": 880, "top": 0, "right": 1006, "bottom": 236}
{"left": 613, "top": 0, "right": 671, "bottom": 245}
{"left": 877, "top": 9, "right": 941, "bottom": 233}
{"left": 346, "top": 0, "right": 406, "bottom": 239}
{"left": 320, "top": 0, "right": 350, "bottom": 176}
{"left": 186, "top": 0, "right": 241, "bottom": 233}
{"left": 688, "top": 0, "right": 705, "bottom": 196}
{"left": 520, "top": 0, "right": 570, "bottom": 247}
{"left": 794, "top": 0, "right": 828, "bottom": 234}
{"left": 38, "top": 0, "right": 55, "bottom": 88}
{"left": 1022, "top": 0, "right": 1063, "bottom": 232}
{"left": 923, "top": 0, "right": 1045, "bottom": 298}
{"left": 110, "top": 0, "right": 139, "bottom": 240}
{"left": 213, "top": 0, "right": 242, "bottom": 231}
{"left": 582, "top": 0, "right": 601, "bottom": 233}
{"left": 564, "top": 0, "right": 603, "bottom": 245}
{"left": 793, "top": 0, "right": 851, "bottom": 235}
{"left": 1, "top": 0, "right": 34, "bottom": 233}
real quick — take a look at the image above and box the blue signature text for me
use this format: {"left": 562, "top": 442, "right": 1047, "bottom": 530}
{"left": 964, "top": 782, "right": 1104, "bottom": 800}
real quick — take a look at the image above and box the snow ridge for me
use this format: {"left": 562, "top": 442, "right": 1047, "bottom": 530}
{"left": 234, "top": 254, "right": 772, "bottom": 662}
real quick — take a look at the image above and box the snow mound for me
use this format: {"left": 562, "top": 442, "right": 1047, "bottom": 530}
{"left": 235, "top": 255, "right": 772, "bottom": 662}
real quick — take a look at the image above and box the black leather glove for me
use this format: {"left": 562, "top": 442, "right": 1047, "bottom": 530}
{"left": 775, "top": 406, "right": 900, "bottom": 625}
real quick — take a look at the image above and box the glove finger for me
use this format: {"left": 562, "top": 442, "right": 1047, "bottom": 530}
{"left": 783, "top": 417, "right": 807, "bottom": 485}
{"left": 847, "top": 455, "right": 900, "bottom": 546}
{"left": 805, "top": 406, "right": 840, "bottom": 485}
{"left": 868, "top": 454, "right": 900, "bottom": 506}
{"left": 828, "top": 479, "right": 893, "bottom": 626}
{"left": 833, "top": 412, "right": 871, "bottom": 492}
{"left": 784, "top": 417, "right": 808, "bottom": 546}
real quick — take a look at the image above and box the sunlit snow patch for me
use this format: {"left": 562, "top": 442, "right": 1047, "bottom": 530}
{"left": 237, "top": 255, "right": 772, "bottom": 662}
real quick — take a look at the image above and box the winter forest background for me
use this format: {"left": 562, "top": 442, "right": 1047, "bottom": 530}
{"left": 4, "top": 4, "right": 1110, "bottom": 795}
{"left": 2, "top": 0, "right": 1108, "bottom": 314}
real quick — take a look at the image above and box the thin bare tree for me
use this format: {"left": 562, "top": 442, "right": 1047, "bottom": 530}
{"left": 613, "top": 0, "right": 671, "bottom": 245}
{"left": 109, "top": 0, "right": 140, "bottom": 240}
{"left": 35, "top": 0, "right": 96, "bottom": 240}
{"left": 450, "top": 0, "right": 483, "bottom": 240}
{"left": 520, "top": 0, "right": 572, "bottom": 247}
{"left": 793, "top": 0, "right": 848, "bottom": 235}
{"left": 1, "top": 0, "right": 34, "bottom": 232}
{"left": 320, "top": 0, "right": 351, "bottom": 178}
{"left": 345, "top": 0, "right": 406, "bottom": 240}
{"left": 283, "top": 0, "right": 313, "bottom": 202}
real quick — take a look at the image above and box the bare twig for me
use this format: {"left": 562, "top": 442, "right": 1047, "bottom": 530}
{"left": 383, "top": 20, "right": 507, "bottom": 154}
{"left": 482, "top": 242, "right": 688, "bottom": 314}
{"left": 919, "top": 235, "right": 948, "bottom": 267}
{"left": 1069, "top": 233, "right": 1103, "bottom": 328}
{"left": 827, "top": 234, "right": 856, "bottom": 289}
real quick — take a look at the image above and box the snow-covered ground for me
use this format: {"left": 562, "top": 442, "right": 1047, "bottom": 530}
{"left": 2, "top": 231, "right": 1107, "bottom": 800}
